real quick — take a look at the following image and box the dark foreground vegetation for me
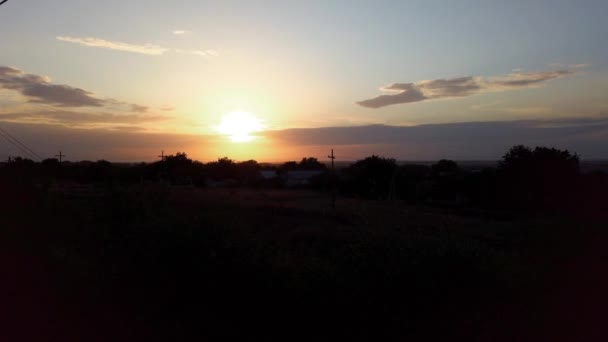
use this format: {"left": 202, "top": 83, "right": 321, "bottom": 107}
{"left": 2, "top": 145, "right": 607, "bottom": 341}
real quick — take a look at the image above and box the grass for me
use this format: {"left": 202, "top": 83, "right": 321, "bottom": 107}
{"left": 2, "top": 183, "right": 605, "bottom": 341}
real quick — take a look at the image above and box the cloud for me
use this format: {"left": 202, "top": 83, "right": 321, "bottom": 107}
{"left": 357, "top": 83, "right": 426, "bottom": 108}
{"left": 0, "top": 66, "right": 105, "bottom": 107}
{"left": 175, "top": 49, "right": 220, "bottom": 58}
{"left": 56, "top": 35, "right": 220, "bottom": 58}
{"left": 358, "top": 67, "right": 585, "bottom": 108}
{"left": 130, "top": 104, "right": 149, "bottom": 113}
{"left": 110, "top": 126, "right": 149, "bottom": 132}
{"left": 418, "top": 76, "right": 483, "bottom": 98}
{"left": 56, "top": 36, "right": 169, "bottom": 55}
{"left": 172, "top": 30, "right": 191, "bottom": 35}
{"left": 0, "top": 109, "right": 169, "bottom": 128}
{"left": 485, "top": 70, "right": 573, "bottom": 89}
{"left": 571, "top": 63, "right": 591, "bottom": 69}
{"left": 159, "top": 105, "right": 175, "bottom": 112}
{"left": 0, "top": 66, "right": 163, "bottom": 129}
{"left": 265, "top": 117, "right": 608, "bottom": 160}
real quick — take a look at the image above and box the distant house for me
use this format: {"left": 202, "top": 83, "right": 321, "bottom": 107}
{"left": 259, "top": 170, "right": 279, "bottom": 180}
{"left": 255, "top": 170, "right": 281, "bottom": 187}
{"left": 284, "top": 170, "right": 324, "bottom": 187}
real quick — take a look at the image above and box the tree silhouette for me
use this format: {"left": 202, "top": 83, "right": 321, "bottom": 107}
{"left": 500, "top": 145, "right": 579, "bottom": 174}
{"left": 236, "top": 160, "right": 261, "bottom": 183}
{"left": 498, "top": 145, "right": 580, "bottom": 211}
{"left": 298, "top": 157, "right": 327, "bottom": 170}
{"left": 205, "top": 157, "right": 238, "bottom": 180}
{"left": 343, "top": 155, "right": 397, "bottom": 199}
{"left": 431, "top": 159, "right": 460, "bottom": 175}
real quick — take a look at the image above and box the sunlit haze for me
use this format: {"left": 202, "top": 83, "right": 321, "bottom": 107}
{"left": 1, "top": 0, "right": 607, "bottom": 161}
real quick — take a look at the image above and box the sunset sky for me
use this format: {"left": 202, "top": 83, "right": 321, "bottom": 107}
{"left": 1, "top": 0, "right": 607, "bottom": 162}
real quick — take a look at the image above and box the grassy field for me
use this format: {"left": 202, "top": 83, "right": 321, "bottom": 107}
{"left": 3, "top": 183, "right": 606, "bottom": 341}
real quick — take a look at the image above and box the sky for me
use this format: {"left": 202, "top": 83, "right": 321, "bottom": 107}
{"left": 1, "top": 0, "right": 607, "bottom": 162}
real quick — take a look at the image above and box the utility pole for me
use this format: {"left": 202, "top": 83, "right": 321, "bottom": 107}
{"left": 55, "top": 151, "right": 65, "bottom": 163}
{"left": 328, "top": 149, "right": 336, "bottom": 208}
{"left": 157, "top": 150, "right": 166, "bottom": 181}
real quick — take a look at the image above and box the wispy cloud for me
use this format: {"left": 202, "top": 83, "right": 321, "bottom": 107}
{"left": 485, "top": 70, "right": 573, "bottom": 89}
{"left": 0, "top": 109, "right": 168, "bottom": 128}
{"left": 0, "top": 66, "right": 105, "bottom": 107}
{"left": 358, "top": 67, "right": 586, "bottom": 109}
{"left": 130, "top": 104, "right": 149, "bottom": 113}
{"left": 172, "top": 30, "right": 190, "bottom": 35}
{"left": 175, "top": 49, "right": 220, "bottom": 57}
{"left": 56, "top": 36, "right": 169, "bottom": 55}
{"left": 0, "top": 66, "right": 156, "bottom": 111}
{"left": 571, "top": 63, "right": 591, "bottom": 69}
{"left": 356, "top": 83, "right": 426, "bottom": 108}
{"left": 57, "top": 35, "right": 219, "bottom": 58}
{"left": 0, "top": 66, "right": 168, "bottom": 130}
{"left": 159, "top": 105, "right": 175, "bottom": 112}
{"left": 549, "top": 63, "right": 591, "bottom": 69}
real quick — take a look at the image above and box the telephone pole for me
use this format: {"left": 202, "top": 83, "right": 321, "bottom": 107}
{"left": 157, "top": 150, "right": 166, "bottom": 181}
{"left": 55, "top": 151, "right": 65, "bottom": 163}
{"left": 328, "top": 149, "right": 336, "bottom": 208}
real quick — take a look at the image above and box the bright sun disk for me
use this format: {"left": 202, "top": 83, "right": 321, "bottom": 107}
{"left": 216, "top": 111, "right": 264, "bottom": 142}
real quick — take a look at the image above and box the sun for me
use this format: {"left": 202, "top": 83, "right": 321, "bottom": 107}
{"left": 216, "top": 110, "right": 264, "bottom": 142}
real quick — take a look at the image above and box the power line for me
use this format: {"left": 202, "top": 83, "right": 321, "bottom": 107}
{"left": 0, "top": 129, "right": 38, "bottom": 161}
{"left": 0, "top": 130, "right": 35, "bottom": 160}
{"left": 0, "top": 126, "right": 42, "bottom": 161}
{"left": 0, "top": 126, "right": 43, "bottom": 161}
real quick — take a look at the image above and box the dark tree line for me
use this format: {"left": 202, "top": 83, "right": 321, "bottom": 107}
{"left": 2, "top": 145, "right": 607, "bottom": 217}
{"left": 336, "top": 146, "right": 605, "bottom": 218}
{"left": 0, "top": 153, "right": 328, "bottom": 187}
